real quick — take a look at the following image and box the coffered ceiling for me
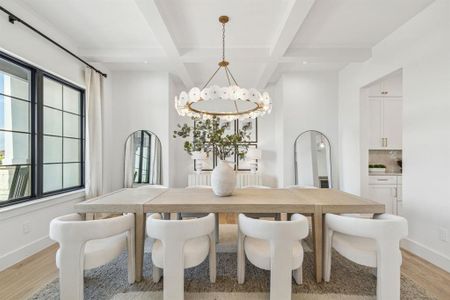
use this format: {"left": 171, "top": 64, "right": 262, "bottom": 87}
{"left": 4, "top": 0, "right": 434, "bottom": 88}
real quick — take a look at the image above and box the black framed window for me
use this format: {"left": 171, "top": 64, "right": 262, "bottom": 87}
{"left": 134, "top": 131, "right": 152, "bottom": 184}
{"left": 0, "top": 52, "right": 85, "bottom": 207}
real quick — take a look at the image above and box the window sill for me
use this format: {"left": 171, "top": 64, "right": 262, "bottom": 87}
{"left": 0, "top": 189, "right": 85, "bottom": 221}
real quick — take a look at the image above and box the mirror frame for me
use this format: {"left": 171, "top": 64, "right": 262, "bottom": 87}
{"left": 294, "top": 130, "right": 332, "bottom": 188}
{"left": 124, "top": 130, "right": 162, "bottom": 186}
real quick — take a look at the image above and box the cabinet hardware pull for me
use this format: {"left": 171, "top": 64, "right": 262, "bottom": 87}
{"left": 377, "top": 179, "right": 389, "bottom": 181}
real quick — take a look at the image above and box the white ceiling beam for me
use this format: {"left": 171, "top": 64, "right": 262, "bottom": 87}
{"left": 78, "top": 47, "right": 168, "bottom": 63}
{"left": 257, "top": 0, "right": 316, "bottom": 88}
{"left": 179, "top": 48, "right": 271, "bottom": 63}
{"left": 79, "top": 46, "right": 370, "bottom": 67}
{"left": 133, "top": 0, "right": 193, "bottom": 87}
{"left": 282, "top": 48, "right": 371, "bottom": 62}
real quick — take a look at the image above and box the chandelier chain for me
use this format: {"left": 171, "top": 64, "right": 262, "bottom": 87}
{"left": 222, "top": 23, "right": 226, "bottom": 62}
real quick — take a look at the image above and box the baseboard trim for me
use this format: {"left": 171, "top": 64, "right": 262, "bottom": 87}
{"left": 0, "top": 235, "right": 54, "bottom": 271}
{"left": 401, "top": 238, "right": 450, "bottom": 273}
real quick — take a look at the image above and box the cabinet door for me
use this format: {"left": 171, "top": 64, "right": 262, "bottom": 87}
{"left": 369, "top": 99, "right": 383, "bottom": 149}
{"left": 382, "top": 99, "right": 402, "bottom": 149}
{"left": 381, "top": 74, "right": 402, "bottom": 97}
{"left": 367, "top": 185, "right": 397, "bottom": 214}
{"left": 368, "top": 81, "right": 382, "bottom": 97}
{"left": 396, "top": 185, "right": 402, "bottom": 215}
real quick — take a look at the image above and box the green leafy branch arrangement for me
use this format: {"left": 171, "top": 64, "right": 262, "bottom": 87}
{"left": 173, "top": 116, "right": 253, "bottom": 161}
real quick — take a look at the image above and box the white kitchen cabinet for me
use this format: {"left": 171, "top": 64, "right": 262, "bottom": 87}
{"left": 368, "top": 98, "right": 402, "bottom": 149}
{"left": 368, "top": 175, "right": 402, "bottom": 215}
{"left": 368, "top": 73, "right": 402, "bottom": 97}
{"left": 383, "top": 99, "right": 402, "bottom": 149}
{"left": 369, "top": 99, "right": 383, "bottom": 149}
{"left": 368, "top": 185, "right": 397, "bottom": 215}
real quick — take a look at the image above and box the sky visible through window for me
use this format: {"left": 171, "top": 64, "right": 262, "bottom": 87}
{"left": 0, "top": 75, "right": 4, "bottom": 154}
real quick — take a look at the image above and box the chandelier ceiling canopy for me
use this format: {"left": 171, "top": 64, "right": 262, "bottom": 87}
{"left": 174, "top": 16, "right": 272, "bottom": 121}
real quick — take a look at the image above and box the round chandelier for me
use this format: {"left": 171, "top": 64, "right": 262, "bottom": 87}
{"left": 174, "top": 16, "right": 272, "bottom": 121}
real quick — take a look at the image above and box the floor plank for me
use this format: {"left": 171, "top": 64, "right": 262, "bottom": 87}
{"left": 400, "top": 250, "right": 450, "bottom": 300}
{"left": 1, "top": 222, "right": 449, "bottom": 300}
{"left": 0, "top": 244, "right": 59, "bottom": 300}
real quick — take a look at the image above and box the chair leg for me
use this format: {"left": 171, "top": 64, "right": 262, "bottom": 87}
{"left": 215, "top": 213, "right": 220, "bottom": 243}
{"left": 163, "top": 246, "right": 185, "bottom": 300}
{"left": 376, "top": 247, "right": 402, "bottom": 300}
{"left": 293, "top": 266, "right": 302, "bottom": 285}
{"left": 269, "top": 244, "right": 293, "bottom": 300}
{"left": 323, "top": 228, "right": 333, "bottom": 282}
{"left": 127, "top": 229, "right": 136, "bottom": 284}
{"left": 237, "top": 226, "right": 246, "bottom": 284}
{"left": 58, "top": 245, "right": 85, "bottom": 300}
{"left": 209, "top": 233, "right": 216, "bottom": 283}
{"left": 152, "top": 265, "right": 162, "bottom": 283}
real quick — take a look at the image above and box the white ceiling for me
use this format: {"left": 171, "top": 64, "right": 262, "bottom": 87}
{"left": 9, "top": 0, "right": 435, "bottom": 88}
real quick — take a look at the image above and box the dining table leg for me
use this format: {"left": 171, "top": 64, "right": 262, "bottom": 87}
{"left": 134, "top": 212, "right": 146, "bottom": 282}
{"left": 312, "top": 206, "right": 323, "bottom": 283}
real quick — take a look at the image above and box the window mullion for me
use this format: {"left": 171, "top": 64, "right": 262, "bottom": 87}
{"left": 35, "top": 71, "right": 44, "bottom": 197}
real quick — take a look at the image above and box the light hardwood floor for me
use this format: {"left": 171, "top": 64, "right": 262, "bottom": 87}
{"left": 1, "top": 214, "right": 449, "bottom": 300}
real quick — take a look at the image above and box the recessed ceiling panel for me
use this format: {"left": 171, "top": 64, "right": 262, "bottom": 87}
{"left": 290, "top": 0, "right": 434, "bottom": 48}
{"left": 20, "top": 0, "right": 160, "bottom": 48}
{"left": 156, "top": 0, "right": 292, "bottom": 48}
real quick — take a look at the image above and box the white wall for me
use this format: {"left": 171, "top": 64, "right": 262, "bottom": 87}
{"left": 107, "top": 71, "right": 171, "bottom": 191}
{"left": 0, "top": 191, "right": 84, "bottom": 270}
{"left": 279, "top": 72, "right": 339, "bottom": 187}
{"left": 0, "top": 0, "right": 95, "bottom": 270}
{"left": 108, "top": 70, "right": 340, "bottom": 190}
{"left": 338, "top": 0, "right": 450, "bottom": 271}
{"left": 169, "top": 77, "right": 191, "bottom": 187}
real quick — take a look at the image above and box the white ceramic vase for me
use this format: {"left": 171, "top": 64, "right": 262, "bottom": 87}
{"left": 211, "top": 160, "right": 236, "bottom": 197}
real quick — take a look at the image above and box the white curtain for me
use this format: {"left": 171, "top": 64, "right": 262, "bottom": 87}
{"left": 85, "top": 68, "right": 103, "bottom": 198}
{"left": 124, "top": 134, "right": 136, "bottom": 188}
{"left": 149, "top": 136, "right": 162, "bottom": 184}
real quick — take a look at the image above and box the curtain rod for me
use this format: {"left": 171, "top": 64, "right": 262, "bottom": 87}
{"left": 0, "top": 6, "right": 107, "bottom": 78}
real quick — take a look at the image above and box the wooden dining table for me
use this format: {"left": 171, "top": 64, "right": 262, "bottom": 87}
{"left": 74, "top": 187, "right": 384, "bottom": 283}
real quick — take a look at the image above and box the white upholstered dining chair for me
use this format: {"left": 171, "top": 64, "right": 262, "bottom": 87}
{"left": 242, "top": 185, "right": 281, "bottom": 220}
{"left": 49, "top": 213, "right": 135, "bottom": 300}
{"left": 147, "top": 213, "right": 216, "bottom": 300}
{"left": 177, "top": 185, "right": 219, "bottom": 241}
{"left": 237, "top": 213, "right": 309, "bottom": 300}
{"left": 324, "top": 213, "right": 408, "bottom": 300}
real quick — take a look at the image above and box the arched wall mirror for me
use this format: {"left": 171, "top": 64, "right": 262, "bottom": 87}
{"left": 124, "top": 130, "right": 162, "bottom": 188}
{"left": 294, "top": 130, "right": 332, "bottom": 188}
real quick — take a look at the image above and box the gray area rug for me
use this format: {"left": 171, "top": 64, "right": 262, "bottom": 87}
{"left": 31, "top": 225, "right": 433, "bottom": 300}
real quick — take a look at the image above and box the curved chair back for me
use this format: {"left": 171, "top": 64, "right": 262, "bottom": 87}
{"left": 50, "top": 213, "right": 135, "bottom": 245}
{"left": 325, "top": 213, "right": 408, "bottom": 243}
{"left": 147, "top": 213, "right": 215, "bottom": 242}
{"left": 239, "top": 213, "right": 308, "bottom": 241}
{"left": 50, "top": 213, "right": 135, "bottom": 300}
